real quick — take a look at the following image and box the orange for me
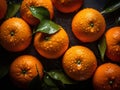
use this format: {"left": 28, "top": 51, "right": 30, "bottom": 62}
{"left": 93, "top": 63, "right": 120, "bottom": 90}
{"left": 20, "top": 0, "right": 54, "bottom": 26}
{"left": 9, "top": 55, "right": 44, "bottom": 88}
{"left": 72, "top": 8, "right": 106, "bottom": 42}
{"left": 0, "top": 0, "right": 7, "bottom": 19}
{"left": 52, "top": 0, "right": 83, "bottom": 13}
{"left": 62, "top": 45, "right": 97, "bottom": 81}
{"left": 0, "top": 17, "right": 32, "bottom": 52}
{"left": 34, "top": 27, "right": 69, "bottom": 59}
{"left": 105, "top": 27, "right": 120, "bottom": 63}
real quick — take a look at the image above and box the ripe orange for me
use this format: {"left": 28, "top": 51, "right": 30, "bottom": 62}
{"left": 62, "top": 46, "right": 97, "bottom": 81}
{"left": 93, "top": 63, "right": 120, "bottom": 90}
{"left": 9, "top": 55, "right": 44, "bottom": 88}
{"left": 105, "top": 27, "right": 120, "bottom": 63}
{"left": 34, "top": 27, "right": 69, "bottom": 59}
{"left": 20, "top": 0, "right": 54, "bottom": 26}
{"left": 0, "top": 17, "right": 32, "bottom": 52}
{"left": 72, "top": 8, "right": 106, "bottom": 42}
{"left": 52, "top": 0, "right": 83, "bottom": 13}
{"left": 0, "top": 0, "right": 7, "bottom": 19}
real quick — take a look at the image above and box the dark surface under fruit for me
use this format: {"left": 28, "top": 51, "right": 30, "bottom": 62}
{"left": 0, "top": 0, "right": 120, "bottom": 90}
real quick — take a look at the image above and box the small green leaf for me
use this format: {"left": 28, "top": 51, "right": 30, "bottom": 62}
{"left": 29, "top": 6, "right": 50, "bottom": 21}
{"left": 28, "top": 64, "right": 42, "bottom": 90}
{"left": 0, "top": 64, "right": 9, "bottom": 79}
{"left": 115, "top": 16, "right": 120, "bottom": 25}
{"left": 0, "top": 55, "right": 9, "bottom": 79}
{"left": 43, "top": 74, "right": 57, "bottom": 87}
{"left": 35, "top": 20, "right": 61, "bottom": 34}
{"left": 104, "top": 0, "right": 120, "bottom": 9}
{"left": 47, "top": 70, "right": 74, "bottom": 84}
{"left": 101, "top": 1, "right": 120, "bottom": 14}
{"left": 28, "top": 75, "right": 42, "bottom": 90}
{"left": 98, "top": 35, "right": 107, "bottom": 61}
{"left": 5, "top": 1, "right": 20, "bottom": 19}
{"left": 42, "top": 82, "right": 59, "bottom": 90}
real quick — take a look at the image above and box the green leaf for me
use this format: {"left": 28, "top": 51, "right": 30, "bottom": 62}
{"left": 35, "top": 20, "right": 61, "bottom": 34}
{"left": 42, "top": 82, "right": 59, "bottom": 90}
{"left": 0, "top": 64, "right": 9, "bottom": 79}
{"left": 28, "top": 75, "right": 42, "bottom": 90}
{"left": 98, "top": 35, "right": 107, "bottom": 62}
{"left": 28, "top": 64, "right": 42, "bottom": 90}
{"left": 47, "top": 70, "right": 74, "bottom": 84}
{"left": 29, "top": 6, "right": 50, "bottom": 21}
{"left": 5, "top": 1, "right": 20, "bottom": 19}
{"left": 43, "top": 74, "right": 57, "bottom": 87}
{"left": 104, "top": 0, "right": 120, "bottom": 9}
{"left": 101, "top": 1, "right": 120, "bottom": 14}
{"left": 115, "top": 16, "right": 120, "bottom": 26}
{"left": 0, "top": 58, "right": 9, "bottom": 79}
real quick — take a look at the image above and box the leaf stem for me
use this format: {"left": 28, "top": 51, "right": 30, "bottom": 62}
{"left": 101, "top": 1, "right": 120, "bottom": 15}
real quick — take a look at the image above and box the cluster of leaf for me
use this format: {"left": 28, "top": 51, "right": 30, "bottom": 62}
{"left": 29, "top": 6, "right": 61, "bottom": 34}
{"left": 98, "top": 0, "right": 120, "bottom": 62}
{"left": 5, "top": 0, "right": 21, "bottom": 19}
{"left": 29, "top": 70, "right": 75, "bottom": 90}
{"left": 5, "top": 0, "right": 61, "bottom": 34}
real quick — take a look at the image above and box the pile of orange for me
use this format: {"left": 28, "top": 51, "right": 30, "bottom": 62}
{"left": 93, "top": 63, "right": 120, "bottom": 90}
{"left": 20, "top": 0, "right": 54, "bottom": 26}
{"left": 0, "top": 0, "right": 7, "bottom": 19}
{"left": 62, "top": 46, "right": 97, "bottom": 81}
{"left": 0, "top": 17, "right": 32, "bottom": 52}
{"left": 72, "top": 8, "right": 106, "bottom": 42}
{"left": 51, "top": 0, "right": 83, "bottom": 13}
{"left": 0, "top": 0, "right": 120, "bottom": 90}
{"left": 105, "top": 27, "right": 120, "bottom": 63}
{"left": 9, "top": 55, "right": 44, "bottom": 88}
{"left": 34, "top": 27, "right": 69, "bottom": 59}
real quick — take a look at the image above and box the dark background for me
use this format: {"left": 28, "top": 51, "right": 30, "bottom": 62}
{"left": 0, "top": 0, "right": 120, "bottom": 90}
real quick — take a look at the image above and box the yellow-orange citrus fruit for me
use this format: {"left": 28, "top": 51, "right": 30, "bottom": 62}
{"left": 9, "top": 55, "right": 44, "bottom": 88}
{"left": 0, "top": 17, "right": 32, "bottom": 52}
{"left": 72, "top": 8, "right": 106, "bottom": 42}
{"left": 34, "top": 28, "right": 69, "bottom": 59}
{"left": 52, "top": 0, "right": 83, "bottom": 13}
{"left": 105, "top": 27, "right": 120, "bottom": 63}
{"left": 0, "top": 0, "right": 7, "bottom": 19}
{"left": 93, "top": 63, "right": 120, "bottom": 90}
{"left": 20, "top": 0, "right": 54, "bottom": 26}
{"left": 62, "top": 45, "right": 97, "bottom": 81}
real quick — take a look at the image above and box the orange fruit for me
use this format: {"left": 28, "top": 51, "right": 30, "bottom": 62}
{"left": 0, "top": 0, "right": 7, "bottom": 19}
{"left": 20, "top": 0, "right": 54, "bottom": 26}
{"left": 34, "top": 27, "right": 69, "bottom": 59}
{"left": 72, "top": 8, "right": 106, "bottom": 42}
{"left": 52, "top": 0, "right": 83, "bottom": 13}
{"left": 93, "top": 63, "right": 120, "bottom": 90}
{"left": 105, "top": 27, "right": 120, "bottom": 63}
{"left": 9, "top": 55, "right": 44, "bottom": 88}
{"left": 0, "top": 17, "right": 32, "bottom": 52}
{"left": 62, "top": 45, "right": 97, "bottom": 81}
